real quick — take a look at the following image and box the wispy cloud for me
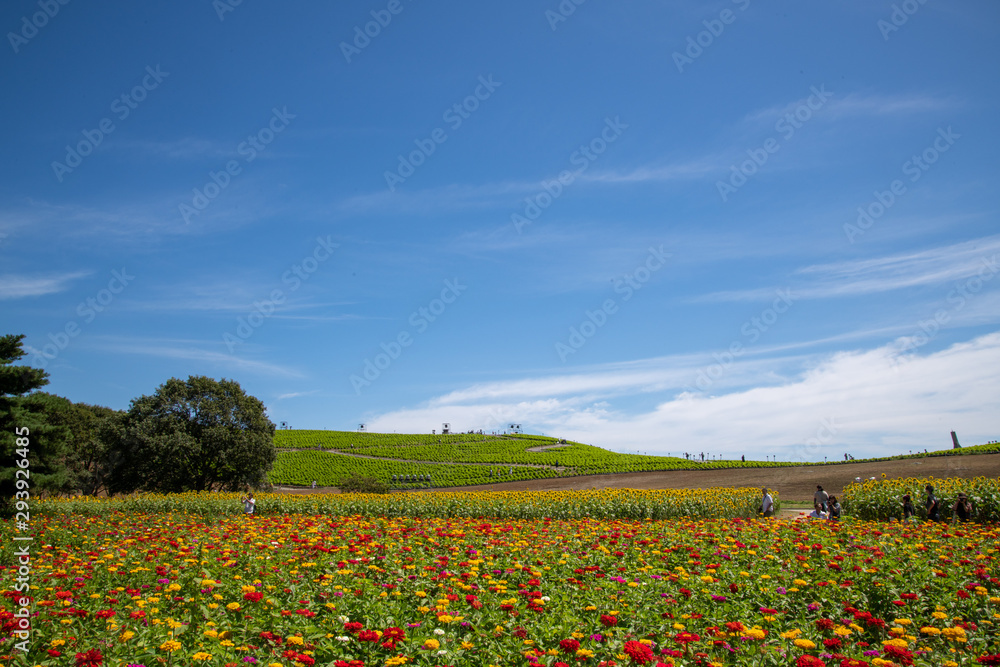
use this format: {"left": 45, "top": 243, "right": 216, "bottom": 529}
{"left": 88, "top": 337, "right": 303, "bottom": 378}
{"left": 117, "top": 137, "right": 235, "bottom": 161}
{"left": 741, "top": 91, "right": 959, "bottom": 128}
{"left": 276, "top": 390, "right": 319, "bottom": 400}
{"left": 336, "top": 90, "right": 958, "bottom": 211}
{"left": 0, "top": 270, "right": 91, "bottom": 299}
{"left": 339, "top": 180, "right": 538, "bottom": 216}
{"left": 580, "top": 157, "right": 722, "bottom": 184}
{"left": 695, "top": 235, "right": 1000, "bottom": 303}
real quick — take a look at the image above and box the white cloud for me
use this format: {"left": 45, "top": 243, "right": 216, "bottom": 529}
{"left": 0, "top": 271, "right": 91, "bottom": 299}
{"left": 366, "top": 331, "right": 1000, "bottom": 459}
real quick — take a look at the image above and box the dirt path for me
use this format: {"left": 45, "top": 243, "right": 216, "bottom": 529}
{"left": 274, "top": 453, "right": 1000, "bottom": 503}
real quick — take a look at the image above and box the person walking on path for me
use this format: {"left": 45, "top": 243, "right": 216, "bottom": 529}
{"left": 952, "top": 492, "right": 974, "bottom": 523}
{"left": 761, "top": 488, "right": 774, "bottom": 518}
{"left": 814, "top": 485, "right": 829, "bottom": 513}
{"left": 925, "top": 484, "right": 940, "bottom": 522}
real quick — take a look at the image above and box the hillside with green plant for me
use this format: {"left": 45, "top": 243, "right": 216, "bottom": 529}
{"left": 267, "top": 429, "right": 1000, "bottom": 489}
{"left": 270, "top": 429, "right": 790, "bottom": 489}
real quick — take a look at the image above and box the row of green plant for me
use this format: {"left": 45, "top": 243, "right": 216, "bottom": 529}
{"left": 270, "top": 451, "right": 564, "bottom": 488}
{"left": 268, "top": 450, "right": 807, "bottom": 488}
{"left": 841, "top": 475, "right": 1000, "bottom": 522}
{"left": 33, "top": 486, "right": 769, "bottom": 520}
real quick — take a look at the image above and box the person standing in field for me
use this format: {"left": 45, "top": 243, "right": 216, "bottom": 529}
{"left": 826, "top": 495, "right": 841, "bottom": 521}
{"left": 814, "top": 485, "right": 829, "bottom": 512}
{"left": 902, "top": 494, "right": 915, "bottom": 522}
{"left": 925, "top": 485, "right": 940, "bottom": 522}
{"left": 242, "top": 492, "right": 255, "bottom": 515}
{"left": 761, "top": 488, "right": 774, "bottom": 518}
{"left": 951, "top": 492, "right": 973, "bottom": 523}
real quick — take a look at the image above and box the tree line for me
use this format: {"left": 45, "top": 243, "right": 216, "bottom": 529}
{"left": 0, "top": 334, "right": 276, "bottom": 514}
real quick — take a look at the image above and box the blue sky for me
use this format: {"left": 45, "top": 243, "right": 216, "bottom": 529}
{"left": 2, "top": 0, "right": 998, "bottom": 460}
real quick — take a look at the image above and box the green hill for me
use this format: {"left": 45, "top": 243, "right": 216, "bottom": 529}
{"left": 267, "top": 429, "right": 1000, "bottom": 489}
{"left": 268, "top": 429, "right": 797, "bottom": 488}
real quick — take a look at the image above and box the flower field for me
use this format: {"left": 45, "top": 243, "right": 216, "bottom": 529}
{"left": 3, "top": 487, "right": 1000, "bottom": 667}
{"left": 32, "top": 488, "right": 766, "bottom": 522}
{"left": 842, "top": 476, "right": 1000, "bottom": 523}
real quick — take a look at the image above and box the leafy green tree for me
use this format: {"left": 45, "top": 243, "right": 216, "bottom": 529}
{"left": 0, "top": 335, "right": 70, "bottom": 514}
{"left": 106, "top": 376, "right": 275, "bottom": 494}
{"left": 56, "top": 401, "right": 123, "bottom": 496}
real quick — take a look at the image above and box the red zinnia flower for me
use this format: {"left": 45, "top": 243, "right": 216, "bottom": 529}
{"left": 838, "top": 660, "right": 870, "bottom": 667}
{"left": 815, "top": 618, "right": 835, "bottom": 631}
{"left": 883, "top": 645, "right": 914, "bottom": 666}
{"left": 383, "top": 627, "right": 406, "bottom": 642}
{"left": 624, "top": 640, "right": 654, "bottom": 664}
{"left": 560, "top": 638, "right": 581, "bottom": 654}
{"left": 675, "top": 632, "right": 700, "bottom": 644}
{"left": 75, "top": 649, "right": 103, "bottom": 667}
{"left": 600, "top": 614, "right": 619, "bottom": 627}
{"left": 244, "top": 591, "right": 264, "bottom": 602}
{"left": 796, "top": 656, "right": 825, "bottom": 667}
